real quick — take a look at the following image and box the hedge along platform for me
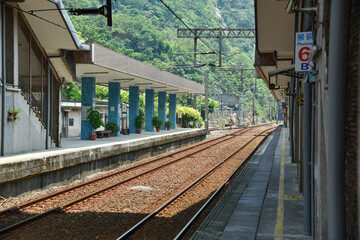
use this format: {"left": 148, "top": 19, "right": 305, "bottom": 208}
{"left": 0, "top": 128, "right": 206, "bottom": 198}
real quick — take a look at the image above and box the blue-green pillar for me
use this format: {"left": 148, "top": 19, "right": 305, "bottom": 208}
{"left": 108, "top": 82, "right": 121, "bottom": 136}
{"left": 145, "top": 89, "right": 154, "bottom": 132}
{"left": 169, "top": 94, "right": 176, "bottom": 129}
{"left": 129, "top": 86, "right": 139, "bottom": 134}
{"left": 158, "top": 91, "right": 166, "bottom": 130}
{"left": 81, "top": 77, "right": 95, "bottom": 140}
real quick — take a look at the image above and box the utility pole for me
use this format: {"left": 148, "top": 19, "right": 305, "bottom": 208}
{"left": 269, "top": 98, "right": 272, "bottom": 121}
{"left": 276, "top": 100, "right": 279, "bottom": 124}
{"left": 177, "top": 28, "right": 255, "bottom": 67}
{"left": 263, "top": 93, "right": 266, "bottom": 122}
{"left": 240, "top": 92, "right": 244, "bottom": 125}
{"left": 252, "top": 78, "right": 257, "bottom": 125}
{"left": 205, "top": 70, "right": 209, "bottom": 134}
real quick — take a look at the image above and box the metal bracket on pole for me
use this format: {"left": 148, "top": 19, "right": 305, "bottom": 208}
{"left": 309, "top": 71, "right": 316, "bottom": 83}
{"left": 69, "top": 0, "right": 113, "bottom": 26}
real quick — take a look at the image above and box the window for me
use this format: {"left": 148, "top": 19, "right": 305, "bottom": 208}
{"left": 17, "top": 13, "right": 61, "bottom": 146}
{"left": 5, "top": 6, "right": 13, "bottom": 85}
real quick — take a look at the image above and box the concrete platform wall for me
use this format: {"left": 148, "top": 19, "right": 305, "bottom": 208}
{"left": 0, "top": 129, "right": 206, "bottom": 197}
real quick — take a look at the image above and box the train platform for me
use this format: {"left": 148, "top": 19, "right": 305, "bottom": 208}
{"left": 191, "top": 127, "right": 308, "bottom": 240}
{"left": 0, "top": 128, "right": 206, "bottom": 198}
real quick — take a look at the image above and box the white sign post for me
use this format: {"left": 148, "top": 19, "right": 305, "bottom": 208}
{"left": 295, "top": 32, "right": 313, "bottom": 72}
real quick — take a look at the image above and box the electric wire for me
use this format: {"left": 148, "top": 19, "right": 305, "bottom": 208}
{"left": 5, "top": 2, "right": 221, "bottom": 74}
{"left": 158, "top": 0, "right": 218, "bottom": 55}
{"left": 3, "top": 3, "right": 123, "bottom": 54}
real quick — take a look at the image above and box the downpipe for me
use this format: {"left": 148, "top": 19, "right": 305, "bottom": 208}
{"left": 327, "top": 0, "right": 349, "bottom": 238}
{"left": 1, "top": 2, "right": 6, "bottom": 156}
{"left": 46, "top": 52, "right": 66, "bottom": 149}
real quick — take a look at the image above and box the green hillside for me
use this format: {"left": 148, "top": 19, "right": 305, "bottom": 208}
{"left": 61, "top": 0, "right": 276, "bottom": 121}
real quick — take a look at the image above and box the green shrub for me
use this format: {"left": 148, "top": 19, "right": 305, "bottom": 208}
{"left": 165, "top": 120, "right": 173, "bottom": 127}
{"left": 87, "top": 107, "right": 104, "bottom": 134}
{"left": 135, "top": 115, "right": 144, "bottom": 129}
{"left": 177, "top": 106, "right": 203, "bottom": 128}
{"left": 152, "top": 116, "right": 163, "bottom": 129}
{"left": 105, "top": 122, "right": 120, "bottom": 133}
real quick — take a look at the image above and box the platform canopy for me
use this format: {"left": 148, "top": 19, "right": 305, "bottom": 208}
{"left": 17, "top": 0, "right": 89, "bottom": 51}
{"left": 254, "top": 0, "right": 295, "bottom": 100}
{"left": 73, "top": 44, "right": 205, "bottom": 95}
{"left": 16, "top": 0, "right": 90, "bottom": 82}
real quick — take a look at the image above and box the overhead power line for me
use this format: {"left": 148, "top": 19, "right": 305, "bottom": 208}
{"left": 3, "top": 3, "right": 122, "bottom": 52}
{"left": 158, "top": 0, "right": 218, "bottom": 55}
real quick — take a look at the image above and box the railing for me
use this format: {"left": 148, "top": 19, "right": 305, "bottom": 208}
{"left": 18, "top": 76, "right": 59, "bottom": 147}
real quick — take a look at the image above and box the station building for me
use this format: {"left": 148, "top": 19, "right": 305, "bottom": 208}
{"left": 255, "top": 0, "right": 359, "bottom": 238}
{"left": 0, "top": 1, "right": 204, "bottom": 156}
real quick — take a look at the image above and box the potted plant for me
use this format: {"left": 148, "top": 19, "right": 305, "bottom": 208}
{"left": 152, "top": 116, "right": 163, "bottom": 132}
{"left": 105, "top": 122, "right": 120, "bottom": 137}
{"left": 8, "top": 108, "right": 21, "bottom": 123}
{"left": 165, "top": 120, "right": 173, "bottom": 130}
{"left": 135, "top": 115, "right": 144, "bottom": 134}
{"left": 87, "top": 107, "right": 104, "bottom": 140}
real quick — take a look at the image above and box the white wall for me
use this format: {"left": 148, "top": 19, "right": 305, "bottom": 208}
{"left": 4, "top": 90, "right": 55, "bottom": 155}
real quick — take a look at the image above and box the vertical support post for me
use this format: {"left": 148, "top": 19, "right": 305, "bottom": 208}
{"left": 290, "top": 77, "right": 296, "bottom": 163}
{"left": 158, "top": 91, "right": 166, "bottom": 130}
{"left": 193, "top": 37, "right": 197, "bottom": 66}
{"left": 240, "top": 92, "right": 244, "bottom": 125}
{"left": 303, "top": 75, "right": 311, "bottom": 236}
{"left": 205, "top": 70, "right": 209, "bottom": 133}
{"left": 311, "top": 82, "right": 315, "bottom": 238}
{"left": 218, "top": 28, "right": 222, "bottom": 67}
{"left": 129, "top": 86, "right": 139, "bottom": 134}
{"left": 80, "top": 77, "right": 95, "bottom": 140}
{"left": 193, "top": 94, "right": 197, "bottom": 109}
{"left": 269, "top": 98, "right": 272, "bottom": 120}
{"left": 327, "top": 0, "right": 349, "bottom": 238}
{"left": 276, "top": 100, "right": 279, "bottom": 124}
{"left": 46, "top": 59, "right": 51, "bottom": 147}
{"left": 108, "top": 82, "right": 121, "bottom": 136}
{"left": 303, "top": 0, "right": 314, "bottom": 236}
{"left": 1, "top": 3, "right": 5, "bottom": 156}
{"left": 145, "top": 89, "right": 154, "bottom": 132}
{"left": 169, "top": 94, "right": 176, "bottom": 129}
{"left": 252, "top": 78, "right": 256, "bottom": 125}
{"left": 263, "top": 93, "right": 266, "bottom": 121}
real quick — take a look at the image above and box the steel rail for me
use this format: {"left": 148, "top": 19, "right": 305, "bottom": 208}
{"left": 0, "top": 128, "right": 248, "bottom": 216}
{"left": 174, "top": 127, "right": 277, "bottom": 239}
{"left": 116, "top": 127, "right": 276, "bottom": 239}
{"left": 0, "top": 127, "right": 260, "bottom": 235}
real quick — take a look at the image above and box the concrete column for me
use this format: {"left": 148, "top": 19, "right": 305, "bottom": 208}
{"left": 169, "top": 94, "right": 176, "bottom": 129}
{"left": 81, "top": 77, "right": 95, "bottom": 140}
{"left": 145, "top": 89, "right": 154, "bottom": 132}
{"left": 158, "top": 91, "right": 166, "bottom": 130}
{"left": 108, "top": 82, "right": 121, "bottom": 136}
{"left": 129, "top": 86, "right": 139, "bottom": 134}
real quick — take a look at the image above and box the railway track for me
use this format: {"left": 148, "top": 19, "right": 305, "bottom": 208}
{"left": 117, "top": 127, "right": 276, "bottom": 239}
{"left": 0, "top": 126, "right": 267, "bottom": 237}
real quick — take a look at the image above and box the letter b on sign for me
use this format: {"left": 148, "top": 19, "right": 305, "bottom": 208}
{"left": 301, "top": 63, "right": 309, "bottom": 71}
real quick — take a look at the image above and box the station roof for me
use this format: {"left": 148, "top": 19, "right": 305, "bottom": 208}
{"left": 254, "top": 0, "right": 294, "bottom": 100}
{"left": 17, "top": 0, "right": 89, "bottom": 51}
{"left": 73, "top": 44, "right": 205, "bottom": 95}
{"left": 16, "top": 0, "right": 90, "bottom": 83}
{"left": 16, "top": 1, "right": 204, "bottom": 95}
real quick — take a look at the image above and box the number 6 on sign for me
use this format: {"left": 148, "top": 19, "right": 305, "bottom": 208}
{"left": 299, "top": 47, "right": 310, "bottom": 61}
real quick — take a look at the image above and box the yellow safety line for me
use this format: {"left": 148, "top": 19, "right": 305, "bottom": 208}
{"left": 274, "top": 129, "right": 285, "bottom": 240}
